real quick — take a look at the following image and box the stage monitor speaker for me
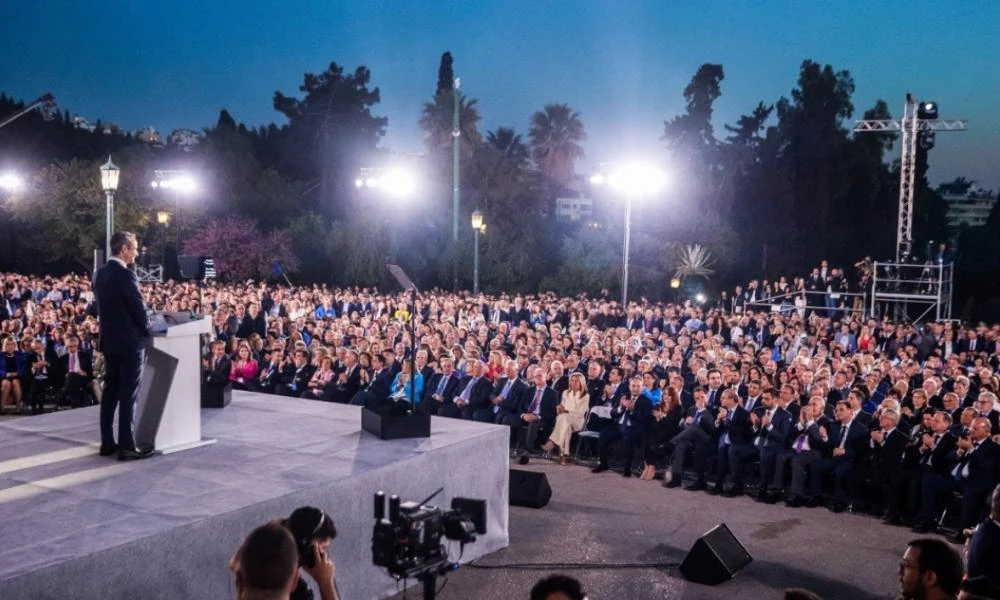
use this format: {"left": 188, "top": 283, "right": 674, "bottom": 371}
{"left": 679, "top": 523, "right": 752, "bottom": 585}
{"left": 509, "top": 469, "right": 551, "bottom": 509}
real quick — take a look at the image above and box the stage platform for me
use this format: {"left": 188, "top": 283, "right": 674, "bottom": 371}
{"left": 0, "top": 392, "right": 510, "bottom": 600}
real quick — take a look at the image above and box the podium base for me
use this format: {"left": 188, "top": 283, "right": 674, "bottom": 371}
{"left": 157, "top": 438, "right": 218, "bottom": 455}
{"left": 361, "top": 407, "right": 430, "bottom": 440}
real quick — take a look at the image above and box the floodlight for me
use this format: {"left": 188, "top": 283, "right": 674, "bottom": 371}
{"left": 354, "top": 178, "right": 364, "bottom": 188}
{"left": 670, "top": 278, "right": 681, "bottom": 289}
{"left": 365, "top": 177, "right": 379, "bottom": 188}
{"left": 607, "top": 163, "right": 667, "bottom": 195}
{"left": 695, "top": 293, "right": 706, "bottom": 304}
{"left": 0, "top": 173, "right": 23, "bottom": 191}
{"left": 379, "top": 169, "right": 415, "bottom": 197}
{"left": 590, "top": 174, "right": 605, "bottom": 185}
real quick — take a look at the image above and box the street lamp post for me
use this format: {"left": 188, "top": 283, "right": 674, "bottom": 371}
{"left": 100, "top": 157, "right": 120, "bottom": 261}
{"left": 591, "top": 163, "right": 667, "bottom": 307}
{"left": 471, "top": 209, "right": 485, "bottom": 294}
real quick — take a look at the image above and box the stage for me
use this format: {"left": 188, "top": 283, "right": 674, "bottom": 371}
{"left": 0, "top": 392, "right": 510, "bottom": 600}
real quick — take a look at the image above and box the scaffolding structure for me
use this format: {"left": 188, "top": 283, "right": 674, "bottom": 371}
{"left": 869, "top": 261, "right": 953, "bottom": 323}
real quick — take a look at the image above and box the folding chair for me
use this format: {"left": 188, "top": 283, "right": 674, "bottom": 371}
{"left": 573, "top": 405, "right": 611, "bottom": 463}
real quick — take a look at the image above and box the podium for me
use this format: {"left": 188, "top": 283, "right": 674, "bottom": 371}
{"left": 135, "top": 316, "right": 215, "bottom": 454}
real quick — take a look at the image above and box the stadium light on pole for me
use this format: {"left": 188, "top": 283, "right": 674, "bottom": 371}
{"left": 151, "top": 170, "right": 197, "bottom": 253}
{"left": 592, "top": 162, "right": 667, "bottom": 307}
{"left": 100, "top": 157, "right": 120, "bottom": 261}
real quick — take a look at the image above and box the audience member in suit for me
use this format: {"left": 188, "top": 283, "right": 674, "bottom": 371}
{"left": 742, "top": 379, "right": 765, "bottom": 416}
{"left": 912, "top": 411, "right": 960, "bottom": 532}
{"left": 60, "top": 335, "right": 94, "bottom": 407}
{"left": 783, "top": 400, "right": 831, "bottom": 507}
{"left": 421, "top": 356, "right": 461, "bottom": 415}
{"left": 889, "top": 409, "right": 937, "bottom": 524}
{"left": 811, "top": 400, "right": 870, "bottom": 512}
{"left": 253, "top": 348, "right": 290, "bottom": 395}
{"left": 323, "top": 349, "right": 361, "bottom": 403}
{"left": 276, "top": 349, "right": 315, "bottom": 397}
{"left": 592, "top": 376, "right": 653, "bottom": 477}
{"left": 493, "top": 361, "right": 531, "bottom": 447}
{"left": 753, "top": 388, "right": 794, "bottom": 503}
{"left": 940, "top": 418, "right": 999, "bottom": 539}
{"left": 974, "top": 393, "right": 1000, "bottom": 435}
{"left": 25, "top": 339, "right": 57, "bottom": 414}
{"left": 92, "top": 231, "right": 152, "bottom": 460}
{"left": 585, "top": 360, "right": 606, "bottom": 409}
{"left": 446, "top": 359, "right": 494, "bottom": 421}
{"left": 847, "top": 389, "right": 874, "bottom": 430}
{"left": 641, "top": 386, "right": 684, "bottom": 480}
{"left": 514, "top": 368, "right": 559, "bottom": 452}
{"left": 858, "top": 408, "right": 908, "bottom": 514}
{"left": 966, "top": 485, "right": 1000, "bottom": 589}
{"left": 202, "top": 339, "right": 233, "bottom": 400}
{"left": 709, "top": 389, "right": 755, "bottom": 496}
{"left": 349, "top": 353, "right": 393, "bottom": 408}
{"left": 666, "top": 387, "right": 717, "bottom": 490}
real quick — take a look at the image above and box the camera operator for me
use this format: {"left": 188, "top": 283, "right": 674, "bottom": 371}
{"left": 282, "top": 506, "right": 339, "bottom": 600}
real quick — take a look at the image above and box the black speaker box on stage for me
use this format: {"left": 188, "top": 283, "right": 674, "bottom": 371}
{"left": 201, "top": 383, "right": 231, "bottom": 409}
{"left": 361, "top": 406, "right": 430, "bottom": 440}
{"left": 509, "top": 469, "right": 551, "bottom": 508}
{"left": 679, "top": 523, "right": 752, "bottom": 585}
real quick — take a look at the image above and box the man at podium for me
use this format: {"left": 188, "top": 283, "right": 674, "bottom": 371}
{"left": 93, "top": 231, "right": 154, "bottom": 462}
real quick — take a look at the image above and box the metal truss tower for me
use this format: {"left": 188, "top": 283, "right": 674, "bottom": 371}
{"left": 854, "top": 94, "right": 967, "bottom": 261}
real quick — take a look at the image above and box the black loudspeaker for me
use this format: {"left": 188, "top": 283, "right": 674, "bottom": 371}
{"left": 201, "top": 383, "right": 231, "bottom": 408}
{"left": 509, "top": 469, "right": 551, "bottom": 509}
{"left": 679, "top": 523, "right": 752, "bottom": 585}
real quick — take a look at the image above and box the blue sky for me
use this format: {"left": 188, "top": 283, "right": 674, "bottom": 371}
{"left": 2, "top": 1, "right": 997, "bottom": 188}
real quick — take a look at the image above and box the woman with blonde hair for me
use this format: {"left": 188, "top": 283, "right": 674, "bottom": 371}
{"left": 540, "top": 372, "right": 589, "bottom": 465}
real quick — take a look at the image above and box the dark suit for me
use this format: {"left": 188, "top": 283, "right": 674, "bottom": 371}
{"left": 967, "top": 518, "right": 1000, "bottom": 588}
{"left": 783, "top": 419, "right": 830, "bottom": 499}
{"left": 670, "top": 405, "right": 717, "bottom": 485}
{"left": 445, "top": 375, "right": 495, "bottom": 422}
{"left": 511, "top": 385, "right": 558, "bottom": 450}
{"left": 421, "top": 371, "right": 461, "bottom": 415}
{"left": 597, "top": 394, "right": 653, "bottom": 473}
{"left": 93, "top": 259, "right": 150, "bottom": 452}
{"left": 350, "top": 368, "right": 393, "bottom": 408}
{"left": 278, "top": 363, "right": 315, "bottom": 397}
{"left": 756, "top": 407, "right": 794, "bottom": 495}
{"left": 324, "top": 364, "right": 361, "bottom": 404}
{"left": 812, "top": 418, "right": 869, "bottom": 505}
{"left": 493, "top": 377, "right": 530, "bottom": 442}
{"left": 60, "top": 350, "right": 94, "bottom": 407}
{"left": 716, "top": 405, "right": 756, "bottom": 490}
{"left": 913, "top": 431, "right": 958, "bottom": 527}
{"left": 253, "top": 360, "right": 291, "bottom": 395}
{"left": 935, "top": 438, "right": 999, "bottom": 530}
{"left": 861, "top": 427, "right": 908, "bottom": 510}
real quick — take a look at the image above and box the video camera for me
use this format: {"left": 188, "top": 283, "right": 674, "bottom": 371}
{"left": 371, "top": 488, "right": 486, "bottom": 581}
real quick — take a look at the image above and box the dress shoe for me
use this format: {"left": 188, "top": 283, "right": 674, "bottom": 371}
{"left": 706, "top": 485, "right": 722, "bottom": 496}
{"left": 756, "top": 491, "right": 777, "bottom": 504}
{"left": 99, "top": 443, "right": 118, "bottom": 457}
{"left": 883, "top": 514, "right": 903, "bottom": 526}
{"left": 663, "top": 480, "right": 682, "bottom": 489}
{"left": 804, "top": 497, "right": 821, "bottom": 508}
{"left": 786, "top": 496, "right": 804, "bottom": 508}
{"left": 830, "top": 502, "right": 846, "bottom": 514}
{"left": 726, "top": 486, "right": 745, "bottom": 498}
{"left": 118, "top": 448, "right": 155, "bottom": 462}
{"left": 685, "top": 480, "right": 707, "bottom": 491}
{"left": 911, "top": 522, "right": 933, "bottom": 534}
{"left": 559, "top": 456, "right": 568, "bottom": 466}
{"left": 622, "top": 469, "right": 632, "bottom": 478}
{"left": 591, "top": 464, "right": 609, "bottom": 474}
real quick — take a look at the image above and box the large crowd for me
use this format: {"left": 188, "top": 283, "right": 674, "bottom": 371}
{"left": 2, "top": 258, "right": 1000, "bottom": 550}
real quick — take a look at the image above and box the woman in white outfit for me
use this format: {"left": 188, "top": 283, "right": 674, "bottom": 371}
{"left": 540, "top": 372, "right": 590, "bottom": 465}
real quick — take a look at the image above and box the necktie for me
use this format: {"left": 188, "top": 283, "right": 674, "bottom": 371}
{"left": 529, "top": 388, "right": 542, "bottom": 413}
{"left": 693, "top": 409, "right": 702, "bottom": 427}
{"left": 795, "top": 434, "right": 806, "bottom": 453}
{"left": 69, "top": 353, "right": 77, "bottom": 374}
{"left": 462, "top": 378, "right": 476, "bottom": 401}
{"left": 838, "top": 424, "right": 848, "bottom": 449}
{"left": 436, "top": 375, "right": 448, "bottom": 396}
{"left": 501, "top": 380, "right": 513, "bottom": 399}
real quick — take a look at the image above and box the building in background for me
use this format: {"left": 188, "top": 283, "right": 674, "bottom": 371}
{"left": 938, "top": 178, "right": 997, "bottom": 228}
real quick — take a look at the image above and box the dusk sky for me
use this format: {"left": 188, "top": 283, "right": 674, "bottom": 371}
{"left": 2, "top": 1, "right": 997, "bottom": 189}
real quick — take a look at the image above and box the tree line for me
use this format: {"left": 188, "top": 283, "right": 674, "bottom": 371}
{"left": 1, "top": 54, "right": 996, "bottom": 317}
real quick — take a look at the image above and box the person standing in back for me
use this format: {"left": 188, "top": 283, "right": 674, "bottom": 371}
{"left": 93, "top": 231, "right": 153, "bottom": 461}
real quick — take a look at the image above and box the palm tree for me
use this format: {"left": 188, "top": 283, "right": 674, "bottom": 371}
{"left": 486, "top": 127, "right": 528, "bottom": 164}
{"left": 418, "top": 91, "right": 482, "bottom": 159}
{"left": 528, "top": 103, "right": 586, "bottom": 188}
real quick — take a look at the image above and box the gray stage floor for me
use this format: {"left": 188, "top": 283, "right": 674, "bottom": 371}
{"left": 390, "top": 460, "right": 915, "bottom": 600}
{"left": 0, "top": 393, "right": 509, "bottom": 600}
